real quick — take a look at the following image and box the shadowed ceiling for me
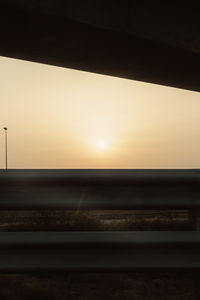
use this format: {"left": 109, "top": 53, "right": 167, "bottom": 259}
{"left": 0, "top": 1, "right": 200, "bottom": 91}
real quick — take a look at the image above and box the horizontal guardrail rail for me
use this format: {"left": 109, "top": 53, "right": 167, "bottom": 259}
{"left": 0, "top": 231, "right": 200, "bottom": 272}
{"left": 1, "top": 169, "right": 200, "bottom": 272}
{"left": 0, "top": 169, "right": 200, "bottom": 210}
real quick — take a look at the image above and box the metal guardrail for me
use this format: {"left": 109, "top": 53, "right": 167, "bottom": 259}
{"left": 0, "top": 169, "right": 200, "bottom": 210}
{"left": 0, "top": 231, "right": 200, "bottom": 272}
{"left": 0, "top": 169, "right": 200, "bottom": 272}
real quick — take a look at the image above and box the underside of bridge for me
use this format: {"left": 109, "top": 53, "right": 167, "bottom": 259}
{"left": 0, "top": 1, "right": 200, "bottom": 92}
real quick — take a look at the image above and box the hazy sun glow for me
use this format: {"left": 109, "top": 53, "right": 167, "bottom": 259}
{"left": 95, "top": 139, "right": 110, "bottom": 151}
{"left": 0, "top": 56, "right": 200, "bottom": 169}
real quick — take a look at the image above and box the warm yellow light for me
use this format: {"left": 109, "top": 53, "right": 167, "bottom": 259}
{"left": 96, "top": 139, "right": 109, "bottom": 151}
{"left": 1, "top": 56, "right": 200, "bottom": 169}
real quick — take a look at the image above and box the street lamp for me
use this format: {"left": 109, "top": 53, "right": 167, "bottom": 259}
{"left": 3, "top": 127, "right": 8, "bottom": 170}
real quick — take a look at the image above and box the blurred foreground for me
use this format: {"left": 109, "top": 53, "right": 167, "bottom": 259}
{"left": 0, "top": 210, "right": 198, "bottom": 299}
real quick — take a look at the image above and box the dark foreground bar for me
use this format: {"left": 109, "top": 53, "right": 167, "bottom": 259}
{"left": 1, "top": 3, "right": 200, "bottom": 92}
{"left": 0, "top": 231, "right": 200, "bottom": 272}
{"left": 1, "top": 169, "right": 200, "bottom": 184}
{"left": 0, "top": 169, "right": 200, "bottom": 210}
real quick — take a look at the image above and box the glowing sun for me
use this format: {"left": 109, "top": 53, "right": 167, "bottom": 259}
{"left": 96, "top": 139, "right": 109, "bottom": 151}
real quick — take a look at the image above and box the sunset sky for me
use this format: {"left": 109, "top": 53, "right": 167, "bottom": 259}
{"left": 0, "top": 56, "right": 200, "bottom": 169}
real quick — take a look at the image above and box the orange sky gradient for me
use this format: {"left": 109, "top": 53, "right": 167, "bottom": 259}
{"left": 0, "top": 56, "right": 200, "bottom": 169}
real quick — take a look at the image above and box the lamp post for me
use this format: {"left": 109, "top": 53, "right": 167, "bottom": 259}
{"left": 3, "top": 127, "right": 7, "bottom": 170}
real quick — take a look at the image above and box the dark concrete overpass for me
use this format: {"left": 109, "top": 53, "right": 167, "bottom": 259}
{"left": 0, "top": 1, "right": 200, "bottom": 92}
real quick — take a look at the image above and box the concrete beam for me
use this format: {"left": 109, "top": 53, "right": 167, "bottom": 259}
{"left": 0, "top": 4, "right": 200, "bottom": 92}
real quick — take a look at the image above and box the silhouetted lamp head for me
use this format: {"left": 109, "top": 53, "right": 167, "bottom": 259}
{"left": 3, "top": 127, "right": 7, "bottom": 130}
